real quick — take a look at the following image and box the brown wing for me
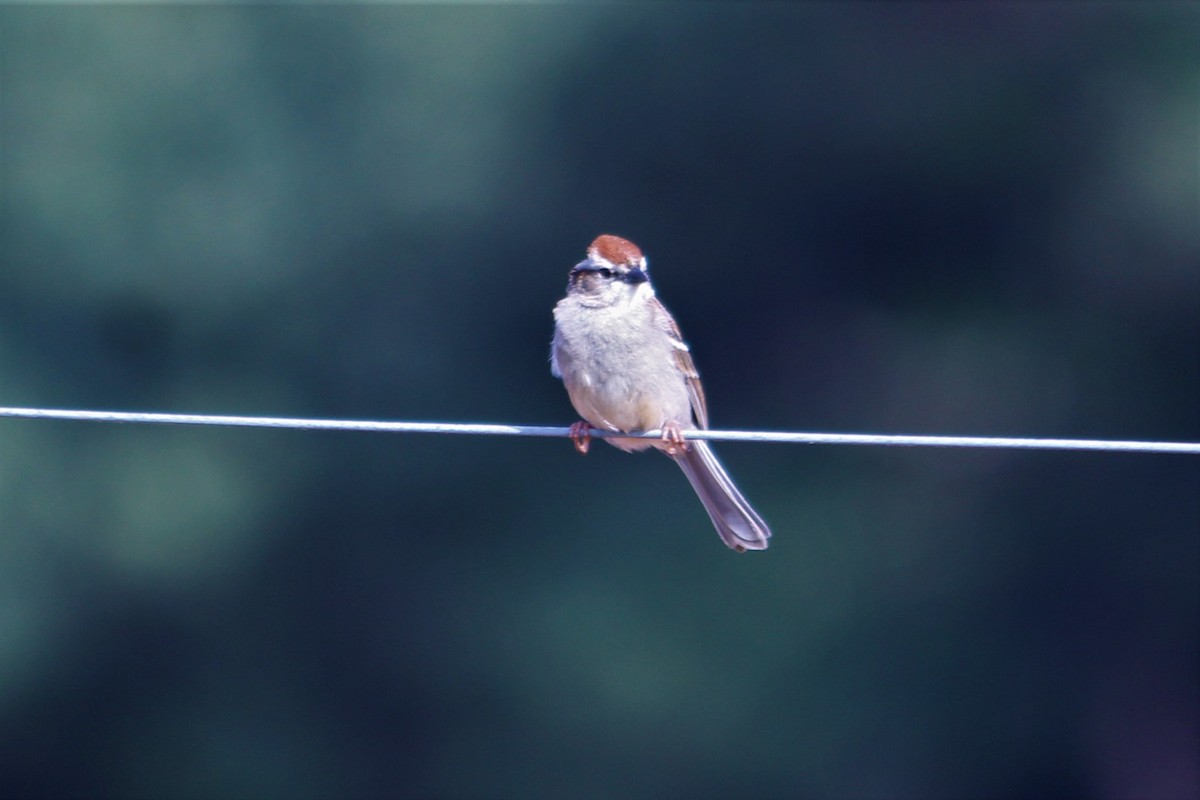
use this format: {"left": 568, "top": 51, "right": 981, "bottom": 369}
{"left": 649, "top": 295, "right": 709, "bottom": 429}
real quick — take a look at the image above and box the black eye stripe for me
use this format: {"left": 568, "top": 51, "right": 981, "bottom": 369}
{"left": 571, "top": 265, "right": 613, "bottom": 277}
{"left": 572, "top": 264, "right": 645, "bottom": 284}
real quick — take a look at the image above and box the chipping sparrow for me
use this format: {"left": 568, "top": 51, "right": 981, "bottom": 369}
{"left": 551, "top": 234, "right": 772, "bottom": 552}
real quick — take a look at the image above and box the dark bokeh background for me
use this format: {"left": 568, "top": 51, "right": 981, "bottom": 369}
{"left": 1, "top": 5, "right": 1197, "bottom": 798}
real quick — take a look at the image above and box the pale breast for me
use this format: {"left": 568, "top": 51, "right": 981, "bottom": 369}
{"left": 553, "top": 294, "right": 693, "bottom": 439}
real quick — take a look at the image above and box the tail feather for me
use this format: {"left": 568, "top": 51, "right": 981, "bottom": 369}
{"left": 672, "top": 440, "right": 772, "bottom": 552}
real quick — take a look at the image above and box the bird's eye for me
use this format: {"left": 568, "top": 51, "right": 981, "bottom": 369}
{"left": 596, "top": 267, "right": 613, "bottom": 278}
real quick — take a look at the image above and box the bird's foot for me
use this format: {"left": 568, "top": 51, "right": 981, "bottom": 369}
{"left": 660, "top": 419, "right": 689, "bottom": 456}
{"left": 569, "top": 421, "right": 594, "bottom": 455}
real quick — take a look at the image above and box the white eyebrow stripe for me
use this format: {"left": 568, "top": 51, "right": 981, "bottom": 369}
{"left": 585, "top": 251, "right": 616, "bottom": 269}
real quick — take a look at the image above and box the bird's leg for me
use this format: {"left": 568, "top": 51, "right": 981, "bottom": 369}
{"left": 569, "top": 421, "right": 594, "bottom": 455}
{"left": 659, "top": 419, "right": 689, "bottom": 456}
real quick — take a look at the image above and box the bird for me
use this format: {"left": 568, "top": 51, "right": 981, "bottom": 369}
{"left": 550, "top": 234, "right": 772, "bottom": 552}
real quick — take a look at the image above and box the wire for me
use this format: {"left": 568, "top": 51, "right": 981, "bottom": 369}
{"left": 1, "top": 406, "right": 1197, "bottom": 454}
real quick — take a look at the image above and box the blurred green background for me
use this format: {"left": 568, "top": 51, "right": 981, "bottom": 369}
{"left": 1, "top": 4, "right": 1196, "bottom": 799}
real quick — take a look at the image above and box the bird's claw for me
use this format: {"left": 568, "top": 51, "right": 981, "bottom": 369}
{"left": 660, "top": 419, "right": 688, "bottom": 456}
{"left": 569, "top": 421, "right": 593, "bottom": 455}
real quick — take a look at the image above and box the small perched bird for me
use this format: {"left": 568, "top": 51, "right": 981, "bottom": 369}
{"left": 551, "top": 234, "right": 772, "bottom": 552}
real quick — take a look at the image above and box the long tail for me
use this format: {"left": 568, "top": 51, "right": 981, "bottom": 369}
{"left": 672, "top": 440, "right": 772, "bottom": 552}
